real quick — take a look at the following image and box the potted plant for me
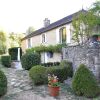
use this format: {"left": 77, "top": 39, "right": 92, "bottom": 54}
{"left": 48, "top": 74, "right": 60, "bottom": 96}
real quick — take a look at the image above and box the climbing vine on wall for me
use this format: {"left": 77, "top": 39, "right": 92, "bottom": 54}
{"left": 26, "top": 44, "right": 67, "bottom": 53}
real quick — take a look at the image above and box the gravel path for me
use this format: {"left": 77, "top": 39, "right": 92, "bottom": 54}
{"left": 0, "top": 65, "right": 100, "bottom": 100}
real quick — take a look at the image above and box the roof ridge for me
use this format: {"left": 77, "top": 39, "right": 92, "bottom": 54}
{"left": 22, "top": 9, "right": 87, "bottom": 41}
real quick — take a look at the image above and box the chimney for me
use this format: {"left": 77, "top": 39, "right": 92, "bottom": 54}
{"left": 43, "top": 18, "right": 50, "bottom": 27}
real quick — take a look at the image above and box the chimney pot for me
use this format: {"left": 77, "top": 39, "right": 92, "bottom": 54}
{"left": 44, "top": 18, "right": 50, "bottom": 27}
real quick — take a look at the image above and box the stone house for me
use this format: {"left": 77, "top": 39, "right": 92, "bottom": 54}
{"left": 21, "top": 9, "right": 99, "bottom": 63}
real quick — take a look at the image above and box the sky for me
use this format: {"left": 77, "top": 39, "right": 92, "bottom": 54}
{"left": 0, "top": 0, "right": 97, "bottom": 33}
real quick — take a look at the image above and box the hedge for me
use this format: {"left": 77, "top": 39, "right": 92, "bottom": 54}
{"left": 41, "top": 62, "right": 60, "bottom": 67}
{"left": 8, "top": 47, "right": 22, "bottom": 60}
{"left": 1, "top": 55, "right": 11, "bottom": 67}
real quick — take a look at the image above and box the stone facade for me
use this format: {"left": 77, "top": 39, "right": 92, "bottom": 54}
{"left": 62, "top": 43, "right": 100, "bottom": 81}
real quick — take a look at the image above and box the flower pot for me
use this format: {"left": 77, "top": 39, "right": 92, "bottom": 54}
{"left": 48, "top": 85, "right": 60, "bottom": 96}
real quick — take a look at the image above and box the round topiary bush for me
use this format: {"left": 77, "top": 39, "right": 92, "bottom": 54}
{"left": 72, "top": 64, "right": 99, "bottom": 98}
{"left": 0, "top": 70, "right": 7, "bottom": 96}
{"left": 21, "top": 52, "right": 40, "bottom": 70}
{"left": 60, "top": 60, "right": 73, "bottom": 77}
{"left": 29, "top": 65, "right": 47, "bottom": 85}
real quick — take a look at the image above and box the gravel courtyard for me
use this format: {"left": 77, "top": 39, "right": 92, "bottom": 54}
{"left": 0, "top": 65, "right": 99, "bottom": 100}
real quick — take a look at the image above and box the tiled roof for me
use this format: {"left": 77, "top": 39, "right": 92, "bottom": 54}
{"left": 22, "top": 9, "right": 86, "bottom": 40}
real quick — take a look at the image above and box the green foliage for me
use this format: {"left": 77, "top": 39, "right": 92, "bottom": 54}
{"left": 72, "top": 11, "right": 96, "bottom": 44}
{"left": 1, "top": 55, "right": 11, "bottom": 67}
{"left": 72, "top": 64, "right": 100, "bottom": 98}
{"left": 0, "top": 70, "right": 7, "bottom": 96}
{"left": 90, "top": 0, "right": 100, "bottom": 18}
{"left": 26, "top": 26, "right": 35, "bottom": 35}
{"left": 41, "top": 62, "right": 60, "bottom": 67}
{"left": 9, "top": 32, "right": 25, "bottom": 47}
{"left": 26, "top": 44, "right": 66, "bottom": 53}
{"left": 0, "top": 31, "right": 7, "bottom": 54}
{"left": 83, "top": 11, "right": 99, "bottom": 37}
{"left": 48, "top": 74, "right": 60, "bottom": 87}
{"left": 8, "top": 47, "right": 22, "bottom": 60}
{"left": 46, "top": 66, "right": 69, "bottom": 82}
{"left": 60, "top": 60, "right": 73, "bottom": 77}
{"left": 29, "top": 65, "right": 47, "bottom": 85}
{"left": 72, "top": 2, "right": 100, "bottom": 45}
{"left": 21, "top": 52, "right": 40, "bottom": 70}
{"left": 72, "top": 12, "right": 83, "bottom": 44}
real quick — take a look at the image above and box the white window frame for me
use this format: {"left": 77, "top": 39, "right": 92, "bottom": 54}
{"left": 56, "top": 28, "right": 60, "bottom": 43}
{"left": 59, "top": 27, "right": 67, "bottom": 44}
{"left": 27, "top": 38, "right": 32, "bottom": 48}
{"left": 66, "top": 24, "right": 71, "bottom": 43}
{"left": 41, "top": 33, "right": 46, "bottom": 43}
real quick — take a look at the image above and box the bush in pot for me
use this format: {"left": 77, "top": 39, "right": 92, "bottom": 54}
{"left": 48, "top": 74, "right": 60, "bottom": 96}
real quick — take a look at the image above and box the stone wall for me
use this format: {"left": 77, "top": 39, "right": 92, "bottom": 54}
{"left": 62, "top": 43, "right": 100, "bottom": 81}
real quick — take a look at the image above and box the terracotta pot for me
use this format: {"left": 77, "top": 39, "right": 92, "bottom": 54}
{"left": 48, "top": 85, "right": 60, "bottom": 96}
{"left": 98, "top": 37, "right": 100, "bottom": 41}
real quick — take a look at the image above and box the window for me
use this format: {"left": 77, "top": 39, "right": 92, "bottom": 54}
{"left": 28, "top": 38, "right": 31, "bottom": 48}
{"left": 59, "top": 27, "right": 66, "bottom": 43}
{"left": 42, "top": 34, "right": 46, "bottom": 43}
{"left": 47, "top": 51, "right": 53, "bottom": 58}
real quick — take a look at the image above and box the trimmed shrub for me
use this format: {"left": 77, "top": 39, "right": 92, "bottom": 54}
{"left": 0, "top": 70, "right": 7, "bottom": 96}
{"left": 29, "top": 65, "right": 47, "bottom": 85}
{"left": 1, "top": 55, "right": 11, "bottom": 67}
{"left": 41, "top": 62, "right": 60, "bottom": 67}
{"left": 60, "top": 60, "right": 73, "bottom": 77}
{"left": 46, "top": 66, "right": 68, "bottom": 82}
{"left": 44, "top": 62, "right": 53, "bottom": 67}
{"left": 54, "top": 62, "right": 60, "bottom": 66}
{"left": 8, "top": 47, "right": 22, "bottom": 60}
{"left": 72, "top": 64, "right": 100, "bottom": 98}
{"left": 21, "top": 52, "right": 40, "bottom": 70}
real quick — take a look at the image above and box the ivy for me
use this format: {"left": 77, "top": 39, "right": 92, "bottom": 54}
{"left": 26, "top": 44, "right": 67, "bottom": 53}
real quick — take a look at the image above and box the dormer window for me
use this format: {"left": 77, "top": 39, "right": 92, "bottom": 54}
{"left": 42, "top": 34, "right": 46, "bottom": 43}
{"left": 59, "top": 27, "right": 66, "bottom": 43}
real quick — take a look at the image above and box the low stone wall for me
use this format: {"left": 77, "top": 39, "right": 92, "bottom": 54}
{"left": 62, "top": 44, "right": 100, "bottom": 81}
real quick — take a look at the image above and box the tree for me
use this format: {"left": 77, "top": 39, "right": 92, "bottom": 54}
{"left": 72, "top": 1, "right": 100, "bottom": 45}
{"left": 9, "top": 32, "right": 25, "bottom": 47}
{"left": 90, "top": 0, "right": 100, "bottom": 17}
{"left": 0, "top": 31, "right": 7, "bottom": 54}
{"left": 72, "top": 12, "right": 85, "bottom": 44}
{"left": 9, "top": 32, "right": 18, "bottom": 47}
{"left": 26, "top": 26, "right": 35, "bottom": 35}
{"left": 17, "top": 33, "right": 25, "bottom": 46}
